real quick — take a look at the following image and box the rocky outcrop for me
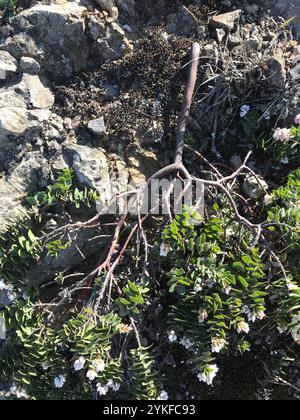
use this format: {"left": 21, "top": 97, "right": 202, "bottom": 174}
{"left": 0, "top": 2, "right": 89, "bottom": 81}
{"left": 0, "top": 73, "right": 54, "bottom": 146}
{"left": 0, "top": 51, "right": 18, "bottom": 80}
{"left": 0, "top": 2, "right": 132, "bottom": 81}
{"left": 0, "top": 151, "right": 48, "bottom": 231}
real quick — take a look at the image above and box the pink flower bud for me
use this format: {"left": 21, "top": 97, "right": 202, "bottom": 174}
{"left": 294, "top": 114, "right": 300, "bottom": 125}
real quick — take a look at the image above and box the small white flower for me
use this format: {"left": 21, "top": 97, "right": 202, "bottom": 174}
{"left": 10, "top": 385, "right": 17, "bottom": 394}
{"left": 160, "top": 242, "right": 170, "bottom": 257}
{"left": 277, "top": 324, "right": 287, "bottom": 334}
{"left": 73, "top": 356, "right": 86, "bottom": 371}
{"left": 197, "top": 364, "right": 219, "bottom": 386}
{"left": 7, "top": 290, "right": 16, "bottom": 302}
{"left": 224, "top": 286, "right": 232, "bottom": 295}
{"left": 157, "top": 390, "right": 169, "bottom": 400}
{"left": 92, "top": 358, "right": 105, "bottom": 373}
{"left": 42, "top": 363, "right": 49, "bottom": 371}
{"left": 179, "top": 336, "right": 194, "bottom": 349}
{"left": 240, "top": 104, "right": 250, "bottom": 118}
{"left": 0, "top": 279, "right": 6, "bottom": 290}
{"left": 264, "top": 194, "right": 273, "bottom": 206}
{"left": 237, "top": 320, "right": 250, "bottom": 334}
{"left": 86, "top": 369, "right": 97, "bottom": 381}
{"left": 168, "top": 330, "right": 177, "bottom": 343}
{"left": 280, "top": 156, "right": 289, "bottom": 165}
{"left": 256, "top": 310, "right": 266, "bottom": 321}
{"left": 194, "top": 283, "right": 203, "bottom": 292}
{"left": 211, "top": 337, "right": 226, "bottom": 353}
{"left": 198, "top": 308, "right": 208, "bottom": 323}
{"left": 107, "top": 380, "right": 121, "bottom": 392}
{"left": 96, "top": 382, "right": 109, "bottom": 396}
{"left": 54, "top": 374, "right": 66, "bottom": 389}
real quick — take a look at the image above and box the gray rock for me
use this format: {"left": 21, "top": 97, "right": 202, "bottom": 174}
{"left": 88, "top": 16, "right": 106, "bottom": 40}
{"left": 210, "top": 10, "right": 241, "bottom": 31}
{"left": 228, "top": 31, "right": 242, "bottom": 47}
{"left": 0, "top": 74, "right": 54, "bottom": 146}
{"left": 290, "top": 63, "right": 300, "bottom": 81}
{"left": 230, "top": 155, "right": 242, "bottom": 170}
{"left": 221, "top": 0, "right": 232, "bottom": 7}
{"left": 0, "top": 51, "right": 18, "bottom": 80}
{"left": 215, "top": 28, "right": 226, "bottom": 43}
{"left": 245, "top": 38, "right": 261, "bottom": 51}
{"left": 242, "top": 175, "right": 268, "bottom": 200}
{"left": 0, "top": 3, "right": 90, "bottom": 81}
{"left": 20, "top": 56, "right": 40, "bottom": 75}
{"left": 94, "top": 0, "right": 115, "bottom": 13}
{"left": 87, "top": 116, "right": 107, "bottom": 136}
{"left": 116, "top": 0, "right": 136, "bottom": 21}
{"left": 0, "top": 290, "right": 10, "bottom": 308}
{"left": 0, "top": 107, "right": 29, "bottom": 145}
{"left": 166, "top": 5, "right": 199, "bottom": 37}
{"left": 245, "top": 4, "right": 259, "bottom": 14}
{"left": 64, "top": 143, "right": 111, "bottom": 192}
{"left": 0, "top": 151, "right": 48, "bottom": 232}
{"left": 19, "top": 74, "right": 55, "bottom": 109}
{"left": 264, "top": 55, "right": 286, "bottom": 88}
{"left": 26, "top": 225, "right": 106, "bottom": 288}
{"left": 93, "top": 20, "right": 132, "bottom": 61}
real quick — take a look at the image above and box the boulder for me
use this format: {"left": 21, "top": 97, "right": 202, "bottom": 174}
{"left": 166, "top": 5, "right": 199, "bottom": 37}
{"left": 0, "top": 3, "right": 90, "bottom": 81}
{"left": 87, "top": 116, "right": 107, "bottom": 136}
{"left": 242, "top": 175, "right": 268, "bottom": 200}
{"left": 92, "top": 19, "right": 132, "bottom": 61}
{"left": 63, "top": 143, "right": 112, "bottom": 198}
{"left": 19, "top": 74, "right": 55, "bottom": 109}
{"left": 0, "top": 151, "right": 48, "bottom": 232}
{"left": 20, "top": 56, "right": 41, "bottom": 75}
{"left": 0, "top": 74, "right": 54, "bottom": 146}
{"left": 0, "top": 51, "right": 18, "bottom": 80}
{"left": 210, "top": 10, "right": 241, "bottom": 31}
{"left": 264, "top": 55, "right": 286, "bottom": 89}
{"left": 94, "top": 0, "right": 115, "bottom": 13}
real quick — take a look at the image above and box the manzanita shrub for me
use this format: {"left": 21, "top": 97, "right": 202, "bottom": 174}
{"left": 0, "top": 166, "right": 299, "bottom": 400}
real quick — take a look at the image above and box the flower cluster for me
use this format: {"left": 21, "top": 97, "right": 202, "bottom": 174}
{"left": 211, "top": 337, "right": 226, "bottom": 353}
{"left": 157, "top": 390, "right": 169, "bottom": 400}
{"left": 160, "top": 242, "right": 170, "bottom": 257}
{"left": 198, "top": 308, "right": 208, "bottom": 323}
{"left": 273, "top": 128, "right": 293, "bottom": 141}
{"left": 197, "top": 365, "right": 219, "bottom": 386}
{"left": 86, "top": 358, "right": 106, "bottom": 381}
{"left": 54, "top": 374, "right": 66, "bottom": 389}
{"left": 179, "top": 336, "right": 194, "bottom": 349}
{"left": 242, "top": 305, "right": 265, "bottom": 323}
{"left": 240, "top": 104, "right": 250, "bottom": 118}
{"left": 96, "top": 380, "right": 121, "bottom": 396}
{"left": 168, "top": 330, "right": 177, "bottom": 343}
{"left": 237, "top": 320, "right": 250, "bottom": 334}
